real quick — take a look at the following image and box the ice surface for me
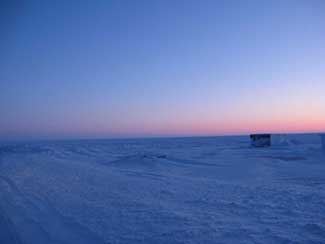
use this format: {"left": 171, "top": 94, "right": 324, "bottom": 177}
{"left": 0, "top": 135, "right": 324, "bottom": 244}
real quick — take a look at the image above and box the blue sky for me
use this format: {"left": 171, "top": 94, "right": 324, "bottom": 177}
{"left": 1, "top": 0, "right": 325, "bottom": 140}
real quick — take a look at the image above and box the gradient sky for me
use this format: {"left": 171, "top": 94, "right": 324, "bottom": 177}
{"left": 1, "top": 0, "right": 325, "bottom": 140}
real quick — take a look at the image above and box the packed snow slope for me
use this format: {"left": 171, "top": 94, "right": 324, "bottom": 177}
{"left": 0, "top": 135, "right": 324, "bottom": 244}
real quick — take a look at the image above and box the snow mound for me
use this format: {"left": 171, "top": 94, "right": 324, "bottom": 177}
{"left": 320, "top": 134, "right": 325, "bottom": 153}
{"left": 272, "top": 134, "right": 321, "bottom": 147}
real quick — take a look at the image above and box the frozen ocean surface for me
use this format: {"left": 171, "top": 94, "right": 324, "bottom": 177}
{"left": 0, "top": 135, "right": 324, "bottom": 244}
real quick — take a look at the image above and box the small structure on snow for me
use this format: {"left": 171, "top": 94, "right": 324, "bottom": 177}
{"left": 250, "top": 134, "right": 271, "bottom": 147}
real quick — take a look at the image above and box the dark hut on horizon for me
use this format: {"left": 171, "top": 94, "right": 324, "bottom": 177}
{"left": 250, "top": 134, "right": 271, "bottom": 147}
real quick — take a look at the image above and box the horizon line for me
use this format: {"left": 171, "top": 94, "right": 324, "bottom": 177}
{"left": 1, "top": 130, "right": 324, "bottom": 143}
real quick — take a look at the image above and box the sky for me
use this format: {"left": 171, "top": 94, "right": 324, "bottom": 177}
{"left": 1, "top": 0, "right": 325, "bottom": 140}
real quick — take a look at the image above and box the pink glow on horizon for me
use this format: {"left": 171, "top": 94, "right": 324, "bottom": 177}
{"left": 71, "top": 117, "right": 325, "bottom": 138}
{"left": 2, "top": 112, "right": 324, "bottom": 139}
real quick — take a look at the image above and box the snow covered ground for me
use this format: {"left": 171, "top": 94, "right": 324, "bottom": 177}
{"left": 0, "top": 134, "right": 324, "bottom": 244}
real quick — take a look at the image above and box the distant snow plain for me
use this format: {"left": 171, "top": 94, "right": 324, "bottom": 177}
{"left": 0, "top": 134, "right": 324, "bottom": 244}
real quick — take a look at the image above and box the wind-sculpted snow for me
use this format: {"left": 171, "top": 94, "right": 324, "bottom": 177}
{"left": 0, "top": 135, "right": 324, "bottom": 243}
